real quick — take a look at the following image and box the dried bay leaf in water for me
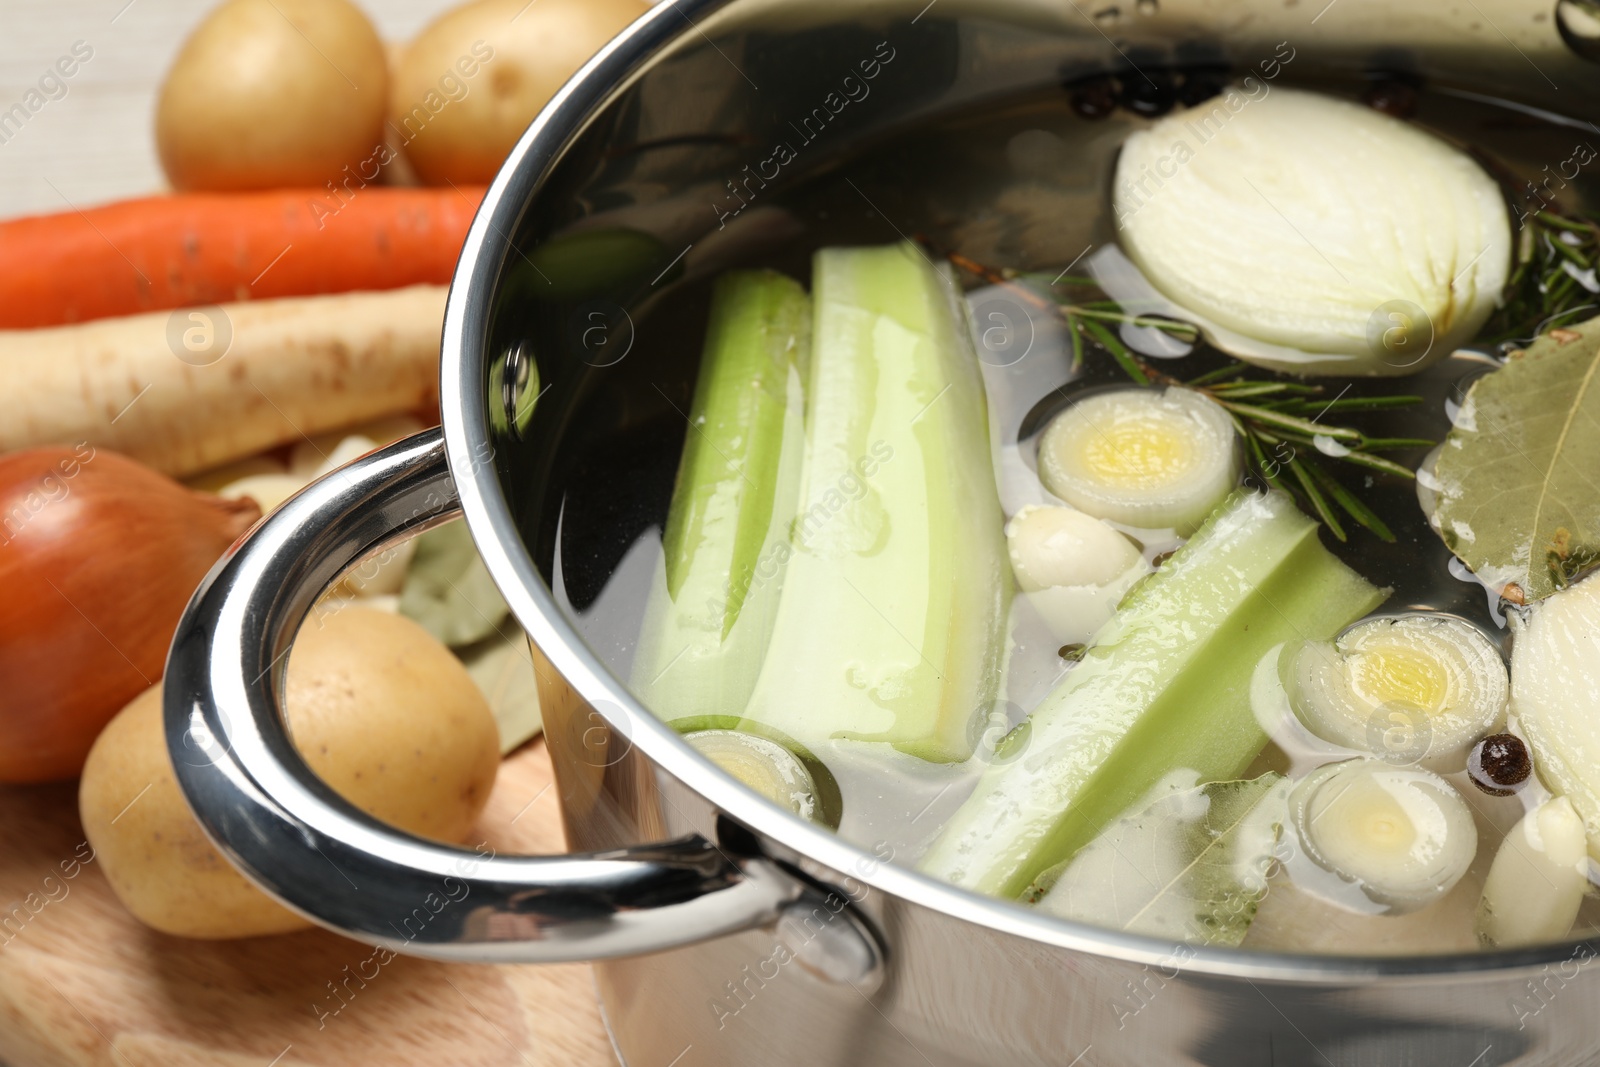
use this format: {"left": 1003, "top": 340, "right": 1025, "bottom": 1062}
{"left": 399, "top": 520, "right": 511, "bottom": 646}
{"left": 461, "top": 628, "right": 544, "bottom": 754}
{"left": 1431, "top": 318, "right": 1600, "bottom": 601}
{"left": 1027, "top": 771, "right": 1288, "bottom": 947}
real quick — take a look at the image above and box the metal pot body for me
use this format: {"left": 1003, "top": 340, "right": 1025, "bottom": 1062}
{"left": 515, "top": 5, "right": 1600, "bottom": 1061}
{"left": 546, "top": 671, "right": 1600, "bottom": 1067}
{"left": 163, "top": 1, "right": 1600, "bottom": 1065}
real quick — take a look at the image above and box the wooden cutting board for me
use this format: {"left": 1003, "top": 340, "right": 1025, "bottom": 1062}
{"left": 0, "top": 740, "right": 617, "bottom": 1067}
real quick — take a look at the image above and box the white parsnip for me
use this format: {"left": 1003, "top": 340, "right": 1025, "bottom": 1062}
{"left": 0, "top": 286, "right": 445, "bottom": 477}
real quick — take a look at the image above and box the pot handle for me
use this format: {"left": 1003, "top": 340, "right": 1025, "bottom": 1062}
{"left": 164, "top": 428, "right": 810, "bottom": 963}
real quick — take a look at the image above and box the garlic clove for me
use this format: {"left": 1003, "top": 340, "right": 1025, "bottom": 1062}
{"left": 1021, "top": 564, "right": 1150, "bottom": 647}
{"left": 1005, "top": 505, "right": 1143, "bottom": 591}
{"left": 1006, "top": 505, "right": 1150, "bottom": 645}
{"left": 1476, "top": 796, "right": 1590, "bottom": 948}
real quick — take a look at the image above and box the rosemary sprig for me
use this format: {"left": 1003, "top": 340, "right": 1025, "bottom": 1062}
{"left": 936, "top": 246, "right": 1428, "bottom": 543}
{"left": 1484, "top": 210, "right": 1600, "bottom": 346}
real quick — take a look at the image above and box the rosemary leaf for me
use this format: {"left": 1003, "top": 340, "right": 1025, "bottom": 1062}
{"left": 1548, "top": 234, "right": 1592, "bottom": 269}
{"left": 1261, "top": 428, "right": 1320, "bottom": 449}
{"left": 1244, "top": 432, "right": 1291, "bottom": 495}
{"left": 1537, "top": 211, "right": 1597, "bottom": 235}
{"left": 1187, "top": 364, "right": 1248, "bottom": 387}
{"left": 1071, "top": 307, "right": 1198, "bottom": 337}
{"left": 1337, "top": 450, "right": 1416, "bottom": 480}
{"left": 1276, "top": 395, "right": 1424, "bottom": 414}
{"left": 1206, "top": 382, "right": 1298, "bottom": 399}
{"left": 1067, "top": 312, "right": 1084, "bottom": 374}
{"left": 1082, "top": 318, "right": 1150, "bottom": 386}
{"left": 1218, "top": 400, "right": 1362, "bottom": 441}
{"left": 1305, "top": 459, "right": 1397, "bottom": 542}
{"left": 1356, "top": 436, "right": 1436, "bottom": 452}
{"left": 1289, "top": 458, "right": 1347, "bottom": 542}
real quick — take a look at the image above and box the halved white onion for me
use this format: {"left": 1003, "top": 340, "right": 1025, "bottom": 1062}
{"left": 1476, "top": 796, "right": 1590, "bottom": 949}
{"left": 1281, "top": 615, "right": 1508, "bottom": 767}
{"left": 1037, "top": 387, "right": 1238, "bottom": 534}
{"left": 685, "top": 729, "right": 818, "bottom": 821}
{"left": 1290, "top": 759, "right": 1478, "bottom": 912}
{"left": 1113, "top": 88, "right": 1510, "bottom": 377}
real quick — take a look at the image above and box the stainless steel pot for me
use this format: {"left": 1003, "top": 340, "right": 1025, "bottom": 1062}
{"left": 166, "top": 2, "right": 1600, "bottom": 1063}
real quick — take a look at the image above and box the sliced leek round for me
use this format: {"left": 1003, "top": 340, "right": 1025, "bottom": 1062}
{"left": 1113, "top": 88, "right": 1510, "bottom": 377}
{"left": 1290, "top": 759, "right": 1478, "bottom": 912}
{"left": 1037, "top": 387, "right": 1238, "bottom": 534}
{"left": 1281, "top": 615, "right": 1507, "bottom": 767}
{"left": 685, "top": 729, "right": 819, "bottom": 821}
{"left": 1476, "top": 796, "right": 1590, "bottom": 949}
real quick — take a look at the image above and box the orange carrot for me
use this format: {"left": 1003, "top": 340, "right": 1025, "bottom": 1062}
{"left": 0, "top": 186, "right": 484, "bottom": 328}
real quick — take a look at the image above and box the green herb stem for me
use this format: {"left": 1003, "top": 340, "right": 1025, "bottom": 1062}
{"left": 1288, "top": 458, "right": 1346, "bottom": 542}
{"left": 1217, "top": 401, "right": 1362, "bottom": 441}
{"left": 1081, "top": 318, "right": 1151, "bottom": 386}
{"left": 1305, "top": 460, "right": 1397, "bottom": 542}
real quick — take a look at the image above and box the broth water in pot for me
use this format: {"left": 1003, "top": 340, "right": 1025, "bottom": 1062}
{"left": 547, "top": 69, "right": 1600, "bottom": 956}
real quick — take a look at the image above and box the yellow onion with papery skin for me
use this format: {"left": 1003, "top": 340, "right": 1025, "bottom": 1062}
{"left": 0, "top": 446, "right": 259, "bottom": 782}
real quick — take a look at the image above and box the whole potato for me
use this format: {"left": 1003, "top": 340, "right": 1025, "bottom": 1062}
{"left": 156, "top": 0, "right": 389, "bottom": 191}
{"left": 79, "top": 607, "right": 500, "bottom": 939}
{"left": 390, "top": 0, "right": 644, "bottom": 185}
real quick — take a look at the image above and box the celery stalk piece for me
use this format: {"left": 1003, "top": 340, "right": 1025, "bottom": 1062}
{"left": 737, "top": 243, "right": 1011, "bottom": 763}
{"left": 920, "top": 490, "right": 1388, "bottom": 899}
{"left": 631, "top": 270, "right": 811, "bottom": 720}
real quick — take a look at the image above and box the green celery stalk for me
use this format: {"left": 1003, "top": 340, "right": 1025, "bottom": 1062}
{"left": 737, "top": 243, "right": 1011, "bottom": 763}
{"left": 632, "top": 270, "right": 811, "bottom": 719}
{"left": 919, "top": 490, "right": 1387, "bottom": 898}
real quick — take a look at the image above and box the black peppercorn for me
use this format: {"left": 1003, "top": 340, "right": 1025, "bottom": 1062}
{"left": 1469, "top": 733, "right": 1532, "bottom": 796}
{"left": 1120, "top": 72, "right": 1178, "bottom": 118}
{"left": 1070, "top": 76, "right": 1119, "bottom": 120}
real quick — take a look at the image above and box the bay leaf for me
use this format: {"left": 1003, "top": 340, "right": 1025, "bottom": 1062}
{"left": 460, "top": 628, "right": 544, "bottom": 754}
{"left": 1431, "top": 318, "right": 1600, "bottom": 601}
{"left": 1027, "top": 771, "right": 1288, "bottom": 947}
{"left": 399, "top": 520, "right": 511, "bottom": 647}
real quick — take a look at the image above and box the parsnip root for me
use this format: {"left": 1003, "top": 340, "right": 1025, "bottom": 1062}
{"left": 0, "top": 286, "right": 445, "bottom": 477}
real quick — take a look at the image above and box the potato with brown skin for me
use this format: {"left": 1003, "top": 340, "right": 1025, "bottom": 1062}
{"left": 79, "top": 607, "right": 500, "bottom": 939}
{"left": 157, "top": 0, "right": 389, "bottom": 191}
{"left": 390, "top": 0, "right": 644, "bottom": 185}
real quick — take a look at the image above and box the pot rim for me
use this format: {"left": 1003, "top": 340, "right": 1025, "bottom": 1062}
{"left": 439, "top": 0, "right": 1600, "bottom": 982}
